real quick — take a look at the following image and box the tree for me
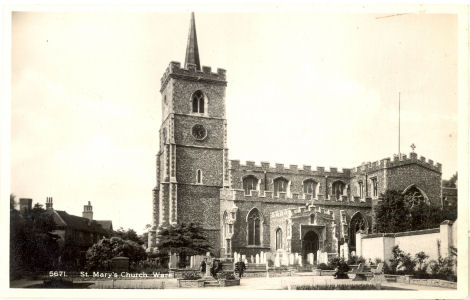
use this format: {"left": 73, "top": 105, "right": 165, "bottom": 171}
{"left": 442, "top": 172, "right": 458, "bottom": 188}
{"left": 10, "top": 193, "right": 17, "bottom": 210}
{"left": 10, "top": 202, "right": 59, "bottom": 279}
{"left": 113, "top": 227, "right": 143, "bottom": 245}
{"left": 155, "top": 223, "right": 212, "bottom": 267}
{"left": 85, "top": 237, "right": 147, "bottom": 271}
{"left": 375, "top": 190, "right": 449, "bottom": 233}
{"left": 375, "top": 190, "right": 409, "bottom": 233}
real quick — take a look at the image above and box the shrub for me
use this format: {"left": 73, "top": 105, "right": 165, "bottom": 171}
{"left": 400, "top": 252, "right": 416, "bottom": 275}
{"left": 85, "top": 237, "right": 147, "bottom": 271}
{"left": 387, "top": 245, "right": 415, "bottom": 274}
{"left": 413, "top": 251, "right": 429, "bottom": 277}
{"left": 429, "top": 255, "right": 456, "bottom": 282}
{"left": 181, "top": 271, "right": 201, "bottom": 280}
{"left": 347, "top": 255, "right": 366, "bottom": 265}
{"left": 216, "top": 272, "right": 236, "bottom": 280}
{"left": 328, "top": 257, "right": 349, "bottom": 279}
{"left": 388, "top": 246, "right": 401, "bottom": 274}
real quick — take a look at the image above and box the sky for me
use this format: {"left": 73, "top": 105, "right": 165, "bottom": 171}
{"left": 10, "top": 10, "right": 459, "bottom": 233}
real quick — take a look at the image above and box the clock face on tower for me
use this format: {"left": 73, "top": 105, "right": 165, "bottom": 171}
{"left": 192, "top": 124, "right": 207, "bottom": 140}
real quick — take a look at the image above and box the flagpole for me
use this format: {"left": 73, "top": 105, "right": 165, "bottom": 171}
{"left": 398, "top": 92, "right": 401, "bottom": 159}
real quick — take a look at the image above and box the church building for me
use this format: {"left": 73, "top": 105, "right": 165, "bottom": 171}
{"left": 147, "top": 13, "right": 443, "bottom": 263}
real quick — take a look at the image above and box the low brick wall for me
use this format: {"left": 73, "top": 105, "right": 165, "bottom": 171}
{"left": 243, "top": 271, "right": 268, "bottom": 278}
{"left": 409, "top": 278, "right": 457, "bottom": 289}
{"left": 177, "top": 279, "right": 205, "bottom": 288}
{"left": 384, "top": 275, "right": 456, "bottom": 289}
{"left": 170, "top": 268, "right": 199, "bottom": 279}
{"left": 218, "top": 279, "right": 240, "bottom": 287}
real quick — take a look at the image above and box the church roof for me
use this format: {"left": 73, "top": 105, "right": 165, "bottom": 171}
{"left": 184, "top": 12, "right": 201, "bottom": 70}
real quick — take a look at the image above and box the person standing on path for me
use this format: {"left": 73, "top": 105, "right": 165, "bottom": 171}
{"left": 200, "top": 258, "right": 206, "bottom": 278}
{"left": 234, "top": 257, "right": 246, "bottom": 279}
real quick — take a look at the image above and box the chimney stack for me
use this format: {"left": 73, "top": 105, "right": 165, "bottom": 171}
{"left": 19, "top": 198, "right": 32, "bottom": 213}
{"left": 82, "top": 201, "right": 93, "bottom": 220}
{"left": 46, "top": 197, "right": 53, "bottom": 210}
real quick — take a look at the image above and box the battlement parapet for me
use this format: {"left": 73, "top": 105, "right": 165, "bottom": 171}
{"left": 160, "top": 61, "right": 227, "bottom": 91}
{"left": 229, "top": 160, "right": 351, "bottom": 177}
{"left": 353, "top": 152, "right": 441, "bottom": 173}
{"left": 229, "top": 189, "right": 372, "bottom": 207}
{"left": 289, "top": 205, "right": 335, "bottom": 218}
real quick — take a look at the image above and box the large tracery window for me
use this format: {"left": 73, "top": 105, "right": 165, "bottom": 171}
{"left": 247, "top": 208, "right": 261, "bottom": 246}
{"left": 273, "top": 177, "right": 289, "bottom": 196}
{"left": 243, "top": 175, "right": 258, "bottom": 195}
{"left": 404, "top": 186, "right": 426, "bottom": 208}
{"left": 303, "top": 179, "right": 318, "bottom": 197}
{"left": 275, "top": 228, "right": 282, "bottom": 250}
{"left": 192, "top": 90, "right": 205, "bottom": 113}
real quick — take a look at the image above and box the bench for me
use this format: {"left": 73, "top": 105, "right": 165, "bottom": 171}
{"left": 351, "top": 262, "right": 384, "bottom": 281}
{"left": 352, "top": 263, "right": 372, "bottom": 281}
{"left": 371, "top": 263, "right": 385, "bottom": 282}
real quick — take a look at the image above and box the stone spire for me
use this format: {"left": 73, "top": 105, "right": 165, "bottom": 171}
{"left": 184, "top": 12, "right": 201, "bottom": 70}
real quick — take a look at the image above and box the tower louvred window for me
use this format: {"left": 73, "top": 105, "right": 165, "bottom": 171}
{"left": 192, "top": 90, "right": 205, "bottom": 113}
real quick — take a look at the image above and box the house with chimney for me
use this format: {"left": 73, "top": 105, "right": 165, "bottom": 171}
{"left": 19, "top": 197, "right": 113, "bottom": 269}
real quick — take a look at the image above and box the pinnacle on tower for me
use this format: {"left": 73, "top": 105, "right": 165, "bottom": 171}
{"left": 184, "top": 12, "right": 201, "bottom": 70}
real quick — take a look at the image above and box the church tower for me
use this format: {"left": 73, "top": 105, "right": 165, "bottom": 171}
{"left": 148, "top": 13, "right": 229, "bottom": 254}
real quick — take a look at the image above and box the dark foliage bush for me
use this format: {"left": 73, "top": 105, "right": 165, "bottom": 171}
{"left": 384, "top": 246, "right": 457, "bottom": 282}
{"left": 375, "top": 190, "right": 454, "bottom": 233}
{"left": 328, "top": 257, "right": 350, "bottom": 279}
{"left": 10, "top": 205, "right": 60, "bottom": 279}
{"left": 347, "top": 255, "right": 366, "bottom": 265}
{"left": 181, "top": 271, "right": 201, "bottom": 280}
{"left": 429, "top": 255, "right": 456, "bottom": 282}
{"left": 216, "top": 272, "right": 236, "bottom": 280}
{"left": 85, "top": 237, "right": 147, "bottom": 271}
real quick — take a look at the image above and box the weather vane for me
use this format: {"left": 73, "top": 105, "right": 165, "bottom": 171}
{"left": 410, "top": 143, "right": 416, "bottom": 152}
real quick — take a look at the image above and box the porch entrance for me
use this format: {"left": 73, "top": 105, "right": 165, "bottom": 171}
{"left": 302, "top": 230, "right": 319, "bottom": 263}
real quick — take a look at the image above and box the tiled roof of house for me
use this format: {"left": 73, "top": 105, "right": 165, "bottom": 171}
{"left": 95, "top": 220, "right": 113, "bottom": 231}
{"left": 52, "top": 210, "right": 108, "bottom": 234}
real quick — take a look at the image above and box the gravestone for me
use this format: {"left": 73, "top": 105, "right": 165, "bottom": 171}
{"left": 289, "top": 253, "right": 294, "bottom": 265}
{"left": 274, "top": 253, "right": 280, "bottom": 267}
{"left": 307, "top": 253, "right": 314, "bottom": 265}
